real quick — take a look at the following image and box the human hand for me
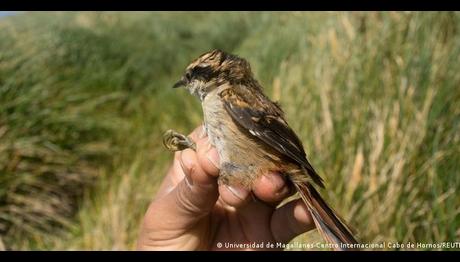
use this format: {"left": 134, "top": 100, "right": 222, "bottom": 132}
{"left": 137, "top": 125, "right": 315, "bottom": 250}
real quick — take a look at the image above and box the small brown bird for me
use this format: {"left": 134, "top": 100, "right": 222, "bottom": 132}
{"left": 165, "top": 49, "right": 359, "bottom": 250}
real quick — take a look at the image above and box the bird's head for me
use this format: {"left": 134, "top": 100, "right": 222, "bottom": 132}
{"left": 173, "top": 49, "right": 253, "bottom": 100}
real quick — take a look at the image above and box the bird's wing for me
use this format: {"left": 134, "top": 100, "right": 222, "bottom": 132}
{"left": 218, "top": 85, "right": 324, "bottom": 187}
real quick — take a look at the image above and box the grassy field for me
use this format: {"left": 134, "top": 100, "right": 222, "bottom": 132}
{"left": 0, "top": 11, "right": 459, "bottom": 250}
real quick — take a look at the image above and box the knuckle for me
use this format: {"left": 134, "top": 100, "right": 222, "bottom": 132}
{"left": 174, "top": 182, "right": 206, "bottom": 216}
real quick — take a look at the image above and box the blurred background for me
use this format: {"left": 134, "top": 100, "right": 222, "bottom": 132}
{"left": 0, "top": 11, "right": 459, "bottom": 250}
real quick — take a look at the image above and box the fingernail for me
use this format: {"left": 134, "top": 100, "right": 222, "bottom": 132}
{"left": 206, "top": 148, "right": 220, "bottom": 169}
{"left": 225, "top": 185, "right": 249, "bottom": 200}
{"left": 263, "top": 173, "right": 285, "bottom": 194}
{"left": 179, "top": 152, "right": 194, "bottom": 187}
{"left": 184, "top": 174, "right": 194, "bottom": 187}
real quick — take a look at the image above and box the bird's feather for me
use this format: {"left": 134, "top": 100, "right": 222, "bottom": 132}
{"left": 219, "top": 85, "right": 324, "bottom": 188}
{"left": 295, "top": 182, "right": 359, "bottom": 250}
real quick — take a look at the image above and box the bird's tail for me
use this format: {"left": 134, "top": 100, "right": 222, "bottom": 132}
{"left": 294, "top": 181, "right": 359, "bottom": 251}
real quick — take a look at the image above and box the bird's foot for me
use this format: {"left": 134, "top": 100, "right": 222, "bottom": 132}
{"left": 162, "top": 129, "right": 196, "bottom": 152}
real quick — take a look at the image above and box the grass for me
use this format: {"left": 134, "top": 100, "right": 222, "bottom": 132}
{"left": 0, "top": 11, "right": 459, "bottom": 250}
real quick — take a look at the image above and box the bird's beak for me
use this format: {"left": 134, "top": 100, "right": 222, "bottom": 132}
{"left": 172, "top": 77, "right": 186, "bottom": 88}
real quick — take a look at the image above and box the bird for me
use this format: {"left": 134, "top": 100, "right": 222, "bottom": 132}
{"left": 164, "top": 49, "right": 359, "bottom": 250}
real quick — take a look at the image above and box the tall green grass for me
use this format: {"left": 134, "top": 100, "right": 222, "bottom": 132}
{"left": 0, "top": 12, "right": 459, "bottom": 250}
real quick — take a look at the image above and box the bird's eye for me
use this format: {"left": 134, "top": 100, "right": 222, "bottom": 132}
{"left": 185, "top": 71, "right": 192, "bottom": 81}
{"left": 192, "top": 65, "right": 213, "bottom": 80}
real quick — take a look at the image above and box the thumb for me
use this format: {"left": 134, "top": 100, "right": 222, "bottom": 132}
{"left": 141, "top": 147, "right": 219, "bottom": 233}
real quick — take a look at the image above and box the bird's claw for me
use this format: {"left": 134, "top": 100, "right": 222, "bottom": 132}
{"left": 163, "top": 129, "right": 196, "bottom": 152}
